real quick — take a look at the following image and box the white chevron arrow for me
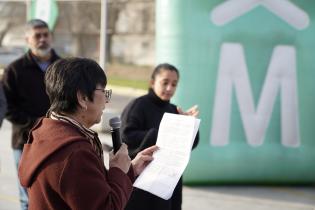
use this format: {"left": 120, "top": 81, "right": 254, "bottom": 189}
{"left": 210, "top": 0, "right": 310, "bottom": 30}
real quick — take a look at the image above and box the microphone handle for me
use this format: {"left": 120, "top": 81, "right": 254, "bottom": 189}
{"left": 111, "top": 128, "right": 122, "bottom": 153}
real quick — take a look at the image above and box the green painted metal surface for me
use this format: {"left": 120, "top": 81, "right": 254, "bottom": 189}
{"left": 29, "top": 0, "right": 59, "bottom": 30}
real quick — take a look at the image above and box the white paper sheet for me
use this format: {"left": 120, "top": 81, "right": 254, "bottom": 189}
{"left": 133, "top": 113, "right": 200, "bottom": 199}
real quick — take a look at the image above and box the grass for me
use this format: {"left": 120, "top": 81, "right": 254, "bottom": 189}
{"left": 106, "top": 63, "right": 152, "bottom": 90}
{"left": 108, "top": 76, "right": 149, "bottom": 90}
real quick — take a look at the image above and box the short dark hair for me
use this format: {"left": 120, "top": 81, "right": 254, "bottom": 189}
{"left": 25, "top": 19, "right": 49, "bottom": 32}
{"left": 45, "top": 57, "right": 107, "bottom": 114}
{"left": 151, "top": 63, "right": 180, "bottom": 80}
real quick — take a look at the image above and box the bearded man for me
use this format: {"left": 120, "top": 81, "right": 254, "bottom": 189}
{"left": 2, "top": 19, "right": 60, "bottom": 210}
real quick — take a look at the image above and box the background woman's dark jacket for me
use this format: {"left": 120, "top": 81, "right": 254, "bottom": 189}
{"left": 121, "top": 89, "right": 199, "bottom": 210}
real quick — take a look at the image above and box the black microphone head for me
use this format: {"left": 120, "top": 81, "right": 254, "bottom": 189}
{"left": 109, "top": 116, "right": 121, "bottom": 129}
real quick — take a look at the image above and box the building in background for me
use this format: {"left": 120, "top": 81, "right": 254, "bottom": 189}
{"left": 0, "top": 0, "right": 155, "bottom": 67}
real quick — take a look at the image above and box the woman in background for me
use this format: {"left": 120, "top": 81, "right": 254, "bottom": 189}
{"left": 121, "top": 63, "right": 199, "bottom": 210}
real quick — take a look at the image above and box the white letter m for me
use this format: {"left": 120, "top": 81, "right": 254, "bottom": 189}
{"left": 211, "top": 43, "right": 300, "bottom": 147}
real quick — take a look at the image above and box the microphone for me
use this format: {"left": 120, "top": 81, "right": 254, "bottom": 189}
{"left": 109, "top": 116, "right": 122, "bottom": 153}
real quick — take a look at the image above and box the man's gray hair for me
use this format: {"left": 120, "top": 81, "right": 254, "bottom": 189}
{"left": 25, "top": 19, "right": 49, "bottom": 33}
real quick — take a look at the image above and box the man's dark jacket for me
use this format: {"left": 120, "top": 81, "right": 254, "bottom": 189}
{"left": 2, "top": 50, "right": 60, "bottom": 149}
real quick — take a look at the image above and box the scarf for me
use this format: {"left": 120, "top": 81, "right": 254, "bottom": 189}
{"left": 49, "top": 111, "right": 104, "bottom": 161}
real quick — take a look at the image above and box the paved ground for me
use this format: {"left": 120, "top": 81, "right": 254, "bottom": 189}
{"left": 1, "top": 119, "right": 315, "bottom": 210}
{"left": 1, "top": 86, "right": 315, "bottom": 210}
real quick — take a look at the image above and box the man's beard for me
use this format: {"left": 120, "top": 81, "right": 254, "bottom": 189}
{"left": 32, "top": 47, "right": 51, "bottom": 58}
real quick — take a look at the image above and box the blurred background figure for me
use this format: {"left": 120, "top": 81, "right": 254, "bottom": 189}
{"left": 2, "top": 19, "right": 60, "bottom": 210}
{"left": 120, "top": 63, "right": 199, "bottom": 210}
{"left": 0, "top": 83, "right": 6, "bottom": 127}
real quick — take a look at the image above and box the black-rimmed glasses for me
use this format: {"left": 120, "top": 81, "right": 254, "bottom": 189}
{"left": 95, "top": 88, "right": 112, "bottom": 102}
